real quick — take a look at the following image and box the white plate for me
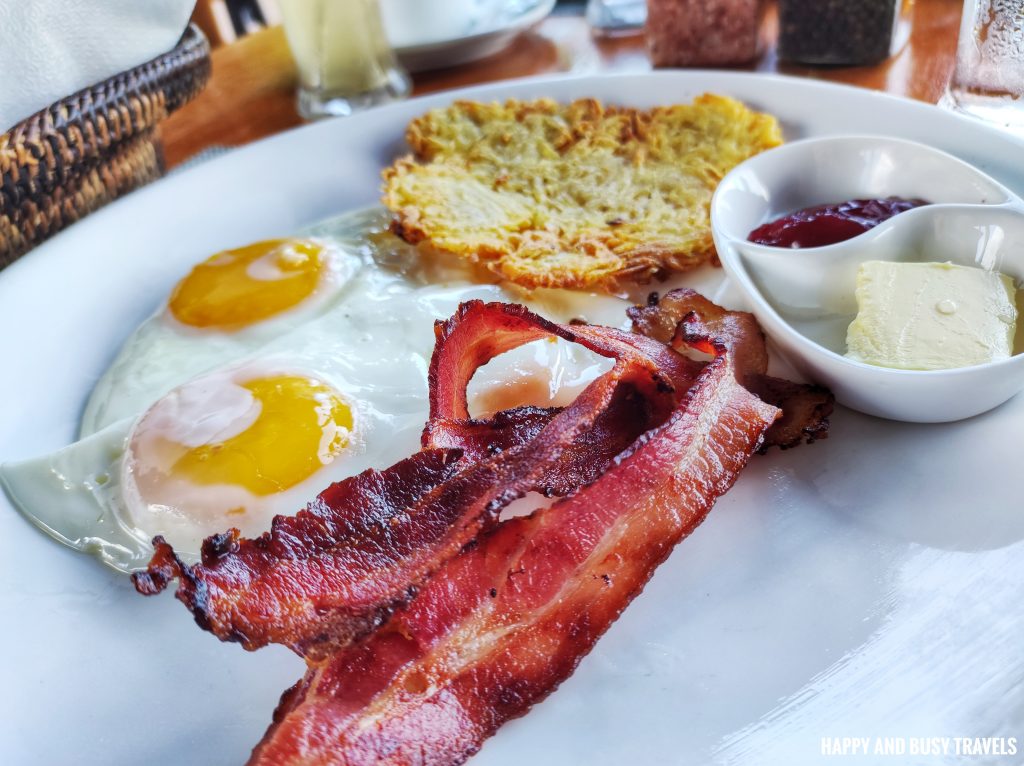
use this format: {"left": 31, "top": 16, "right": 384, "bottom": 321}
{"left": 385, "top": 0, "right": 556, "bottom": 73}
{"left": 2, "top": 72, "right": 1023, "bottom": 766}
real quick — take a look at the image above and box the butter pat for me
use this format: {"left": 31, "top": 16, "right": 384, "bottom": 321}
{"left": 846, "top": 261, "right": 1018, "bottom": 370}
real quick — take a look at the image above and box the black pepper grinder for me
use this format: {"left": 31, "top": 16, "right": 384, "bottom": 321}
{"left": 777, "top": 0, "right": 912, "bottom": 66}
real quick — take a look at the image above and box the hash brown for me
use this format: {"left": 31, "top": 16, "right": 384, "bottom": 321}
{"left": 382, "top": 94, "right": 782, "bottom": 291}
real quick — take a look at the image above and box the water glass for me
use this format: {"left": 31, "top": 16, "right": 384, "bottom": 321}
{"left": 279, "top": 0, "right": 411, "bottom": 120}
{"left": 944, "top": 0, "right": 1024, "bottom": 133}
{"left": 586, "top": 0, "right": 647, "bottom": 36}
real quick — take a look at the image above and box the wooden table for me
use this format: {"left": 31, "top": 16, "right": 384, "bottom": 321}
{"left": 161, "top": 1, "right": 964, "bottom": 169}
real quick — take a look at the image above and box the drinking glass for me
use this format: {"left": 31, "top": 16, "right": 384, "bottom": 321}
{"left": 279, "top": 0, "right": 411, "bottom": 120}
{"left": 943, "top": 0, "right": 1024, "bottom": 133}
{"left": 586, "top": 0, "right": 647, "bottom": 36}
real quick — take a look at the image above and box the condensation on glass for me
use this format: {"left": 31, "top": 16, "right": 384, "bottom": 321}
{"left": 945, "top": 0, "right": 1024, "bottom": 132}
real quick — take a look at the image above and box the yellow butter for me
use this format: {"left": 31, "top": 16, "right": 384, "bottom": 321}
{"left": 846, "top": 261, "right": 1018, "bottom": 370}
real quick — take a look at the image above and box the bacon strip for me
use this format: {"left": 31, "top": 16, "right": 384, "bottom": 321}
{"left": 423, "top": 387, "right": 659, "bottom": 497}
{"left": 133, "top": 303, "right": 695, "bottom": 659}
{"left": 137, "top": 291, "right": 832, "bottom": 766}
{"left": 629, "top": 288, "right": 833, "bottom": 449}
{"left": 247, "top": 309, "right": 780, "bottom": 766}
{"left": 426, "top": 300, "right": 694, "bottom": 422}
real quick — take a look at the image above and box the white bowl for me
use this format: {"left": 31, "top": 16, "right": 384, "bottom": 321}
{"left": 711, "top": 135, "right": 1024, "bottom": 423}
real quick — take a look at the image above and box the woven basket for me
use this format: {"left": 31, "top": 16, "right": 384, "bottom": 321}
{"left": 0, "top": 23, "right": 211, "bottom": 268}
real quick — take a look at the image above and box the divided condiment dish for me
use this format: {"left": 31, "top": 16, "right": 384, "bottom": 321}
{"left": 711, "top": 135, "right": 1024, "bottom": 423}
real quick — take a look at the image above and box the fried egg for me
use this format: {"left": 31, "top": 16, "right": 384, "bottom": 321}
{"left": 80, "top": 234, "right": 361, "bottom": 435}
{"left": 1, "top": 209, "right": 629, "bottom": 572}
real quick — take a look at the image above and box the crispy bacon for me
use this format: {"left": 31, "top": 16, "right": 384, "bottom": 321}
{"left": 426, "top": 300, "right": 695, "bottom": 422}
{"left": 424, "top": 388, "right": 652, "bottom": 497}
{"left": 133, "top": 303, "right": 695, "bottom": 659}
{"left": 247, "top": 308, "right": 780, "bottom": 766}
{"left": 137, "top": 290, "right": 833, "bottom": 766}
{"left": 422, "top": 301, "right": 701, "bottom": 493}
{"left": 629, "top": 288, "right": 833, "bottom": 449}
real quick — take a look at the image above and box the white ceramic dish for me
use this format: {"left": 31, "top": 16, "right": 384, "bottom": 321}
{"left": 712, "top": 135, "right": 1024, "bottom": 422}
{"left": 2, "top": 73, "right": 1024, "bottom": 766}
{"left": 385, "top": 0, "right": 556, "bottom": 73}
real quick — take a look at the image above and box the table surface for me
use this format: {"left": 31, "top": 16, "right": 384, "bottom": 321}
{"left": 161, "top": 1, "right": 964, "bottom": 169}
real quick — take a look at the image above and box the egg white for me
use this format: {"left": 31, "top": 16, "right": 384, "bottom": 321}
{"left": 2, "top": 208, "right": 630, "bottom": 573}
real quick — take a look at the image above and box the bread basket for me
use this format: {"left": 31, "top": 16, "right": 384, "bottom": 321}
{"left": 0, "top": 23, "right": 211, "bottom": 268}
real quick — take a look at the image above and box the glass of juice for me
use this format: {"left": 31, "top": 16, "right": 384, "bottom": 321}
{"left": 279, "top": 0, "right": 411, "bottom": 120}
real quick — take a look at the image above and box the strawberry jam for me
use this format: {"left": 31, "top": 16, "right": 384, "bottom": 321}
{"left": 748, "top": 197, "right": 928, "bottom": 248}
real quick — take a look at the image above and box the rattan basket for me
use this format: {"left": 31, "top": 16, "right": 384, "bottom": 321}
{"left": 0, "top": 23, "right": 211, "bottom": 268}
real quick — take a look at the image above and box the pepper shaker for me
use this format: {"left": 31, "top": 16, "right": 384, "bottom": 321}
{"left": 777, "top": 0, "right": 913, "bottom": 67}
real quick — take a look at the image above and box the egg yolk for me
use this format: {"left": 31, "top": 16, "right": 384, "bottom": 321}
{"left": 129, "top": 373, "right": 353, "bottom": 502}
{"left": 168, "top": 239, "right": 325, "bottom": 330}
{"left": 171, "top": 375, "right": 352, "bottom": 494}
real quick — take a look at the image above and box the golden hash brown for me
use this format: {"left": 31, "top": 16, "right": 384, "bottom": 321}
{"left": 382, "top": 94, "right": 782, "bottom": 291}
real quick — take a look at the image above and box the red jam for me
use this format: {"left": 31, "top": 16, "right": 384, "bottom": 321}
{"left": 747, "top": 197, "right": 929, "bottom": 248}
